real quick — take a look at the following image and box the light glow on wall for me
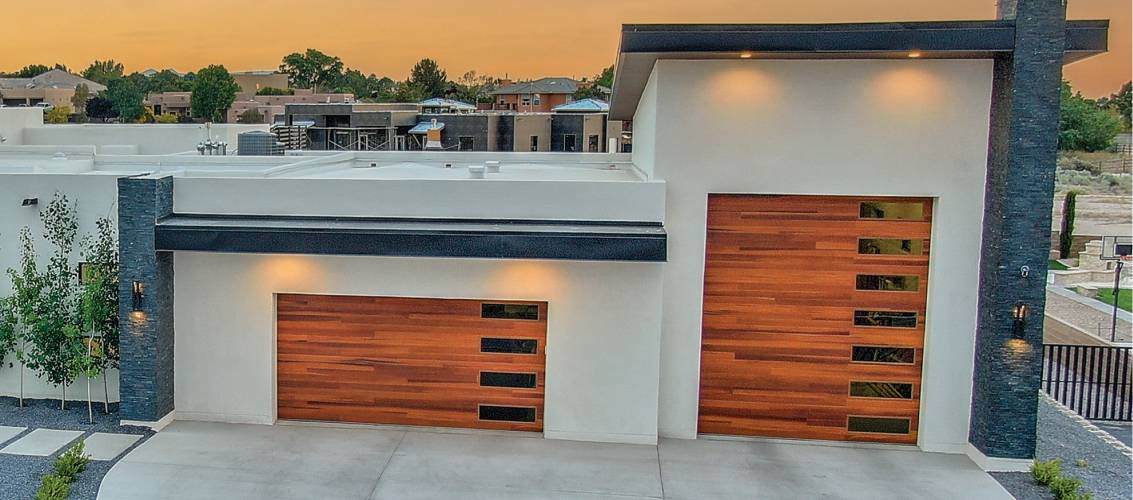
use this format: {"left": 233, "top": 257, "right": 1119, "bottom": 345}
{"left": 868, "top": 66, "right": 947, "bottom": 114}
{"left": 704, "top": 66, "right": 782, "bottom": 111}
{"left": 487, "top": 261, "right": 566, "bottom": 297}
{"left": 254, "top": 255, "right": 328, "bottom": 290}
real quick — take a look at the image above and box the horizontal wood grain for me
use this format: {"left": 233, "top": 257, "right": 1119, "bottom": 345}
{"left": 698, "top": 195, "right": 931, "bottom": 444}
{"left": 277, "top": 294, "right": 547, "bottom": 431}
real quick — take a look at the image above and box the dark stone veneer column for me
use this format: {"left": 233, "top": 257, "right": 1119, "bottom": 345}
{"left": 118, "top": 175, "right": 175, "bottom": 422}
{"left": 970, "top": 0, "right": 1067, "bottom": 459}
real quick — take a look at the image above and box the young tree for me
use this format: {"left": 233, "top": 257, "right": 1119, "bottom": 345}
{"left": 573, "top": 65, "right": 614, "bottom": 100}
{"left": 45, "top": 106, "right": 73, "bottom": 124}
{"left": 70, "top": 84, "right": 91, "bottom": 115}
{"left": 1059, "top": 191, "right": 1077, "bottom": 259}
{"left": 408, "top": 59, "right": 448, "bottom": 98}
{"left": 1059, "top": 80, "right": 1123, "bottom": 151}
{"left": 5, "top": 227, "right": 43, "bottom": 407}
{"left": 279, "top": 49, "right": 344, "bottom": 91}
{"left": 191, "top": 65, "right": 241, "bottom": 122}
{"left": 81, "top": 60, "right": 125, "bottom": 85}
{"left": 237, "top": 108, "right": 265, "bottom": 124}
{"left": 454, "top": 71, "right": 496, "bottom": 104}
{"left": 105, "top": 79, "right": 145, "bottom": 121}
{"left": 84, "top": 96, "right": 118, "bottom": 122}
{"left": 79, "top": 217, "right": 119, "bottom": 413}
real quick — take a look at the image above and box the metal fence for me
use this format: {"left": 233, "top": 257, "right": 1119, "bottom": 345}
{"left": 1042, "top": 344, "right": 1132, "bottom": 421}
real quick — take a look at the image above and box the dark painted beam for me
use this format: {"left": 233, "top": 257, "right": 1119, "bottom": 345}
{"left": 155, "top": 215, "right": 667, "bottom": 262}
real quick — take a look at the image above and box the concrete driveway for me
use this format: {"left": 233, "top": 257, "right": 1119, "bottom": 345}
{"left": 98, "top": 421, "right": 1011, "bottom": 500}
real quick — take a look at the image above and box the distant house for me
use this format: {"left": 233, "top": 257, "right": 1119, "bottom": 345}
{"left": 418, "top": 98, "right": 477, "bottom": 114}
{"left": 0, "top": 69, "right": 105, "bottom": 108}
{"left": 552, "top": 98, "right": 610, "bottom": 113}
{"left": 231, "top": 70, "right": 290, "bottom": 93}
{"left": 490, "top": 77, "right": 579, "bottom": 112}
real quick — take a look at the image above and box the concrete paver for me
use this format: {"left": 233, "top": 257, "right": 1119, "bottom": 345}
{"left": 83, "top": 433, "right": 144, "bottom": 461}
{"left": 0, "top": 425, "right": 27, "bottom": 446}
{"left": 0, "top": 428, "right": 83, "bottom": 456}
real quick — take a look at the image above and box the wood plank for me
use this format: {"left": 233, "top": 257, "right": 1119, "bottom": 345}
{"left": 698, "top": 195, "right": 930, "bottom": 444}
{"left": 277, "top": 294, "right": 547, "bottom": 431}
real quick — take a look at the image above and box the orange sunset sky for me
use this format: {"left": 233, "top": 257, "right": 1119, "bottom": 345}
{"left": 2, "top": 0, "right": 1129, "bottom": 97}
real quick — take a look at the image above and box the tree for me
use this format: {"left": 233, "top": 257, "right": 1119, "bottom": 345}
{"left": 105, "top": 78, "right": 145, "bottom": 121}
{"left": 70, "top": 84, "right": 91, "bottom": 111}
{"left": 13, "top": 64, "right": 51, "bottom": 78}
{"left": 1058, "top": 191, "right": 1077, "bottom": 259}
{"left": 453, "top": 71, "right": 496, "bottom": 104}
{"left": 1059, "top": 80, "right": 1123, "bottom": 152}
{"left": 79, "top": 217, "right": 119, "bottom": 413}
{"left": 237, "top": 108, "right": 265, "bottom": 124}
{"left": 574, "top": 65, "right": 614, "bottom": 100}
{"left": 1108, "top": 82, "right": 1131, "bottom": 131}
{"left": 393, "top": 81, "right": 426, "bottom": 103}
{"left": 279, "top": 49, "right": 344, "bottom": 91}
{"left": 408, "top": 59, "right": 448, "bottom": 98}
{"left": 81, "top": 60, "right": 124, "bottom": 85}
{"left": 144, "top": 69, "right": 193, "bottom": 94}
{"left": 191, "top": 65, "right": 240, "bottom": 122}
{"left": 45, "top": 106, "right": 72, "bottom": 124}
{"left": 84, "top": 96, "right": 117, "bottom": 121}
{"left": 5, "top": 227, "right": 43, "bottom": 407}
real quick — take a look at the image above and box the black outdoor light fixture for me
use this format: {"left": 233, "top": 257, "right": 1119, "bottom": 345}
{"left": 1011, "top": 301, "right": 1029, "bottom": 338}
{"left": 132, "top": 281, "right": 145, "bottom": 311}
{"left": 21, "top": 198, "right": 38, "bottom": 207}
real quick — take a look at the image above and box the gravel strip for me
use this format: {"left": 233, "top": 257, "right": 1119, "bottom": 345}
{"left": 0, "top": 396, "right": 154, "bottom": 500}
{"left": 993, "top": 396, "right": 1132, "bottom": 500}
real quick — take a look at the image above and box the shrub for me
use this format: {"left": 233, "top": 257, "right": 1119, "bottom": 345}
{"left": 34, "top": 473, "right": 70, "bottom": 500}
{"left": 45, "top": 106, "right": 72, "bottom": 124}
{"left": 1049, "top": 475, "right": 1086, "bottom": 500}
{"left": 256, "top": 86, "right": 293, "bottom": 96}
{"left": 155, "top": 113, "right": 179, "bottom": 124}
{"left": 1031, "top": 458, "right": 1062, "bottom": 486}
{"left": 1059, "top": 192, "right": 1077, "bottom": 259}
{"left": 53, "top": 441, "right": 89, "bottom": 481}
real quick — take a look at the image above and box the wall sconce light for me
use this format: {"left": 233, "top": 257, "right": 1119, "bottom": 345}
{"left": 1011, "top": 301, "right": 1029, "bottom": 337}
{"left": 132, "top": 281, "right": 145, "bottom": 311}
{"left": 907, "top": 51, "right": 922, "bottom": 58}
{"left": 21, "top": 198, "right": 38, "bottom": 207}
{"left": 739, "top": 51, "right": 754, "bottom": 59}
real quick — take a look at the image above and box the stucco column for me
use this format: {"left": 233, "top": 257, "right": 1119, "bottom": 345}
{"left": 118, "top": 175, "right": 175, "bottom": 423}
{"left": 970, "top": 0, "right": 1067, "bottom": 460}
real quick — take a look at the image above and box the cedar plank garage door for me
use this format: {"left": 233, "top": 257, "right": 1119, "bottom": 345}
{"left": 699, "top": 195, "right": 931, "bottom": 444}
{"left": 277, "top": 294, "right": 546, "bottom": 431}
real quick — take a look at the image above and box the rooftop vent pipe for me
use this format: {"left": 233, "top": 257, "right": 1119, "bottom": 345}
{"left": 485, "top": 160, "right": 500, "bottom": 173}
{"left": 468, "top": 165, "right": 486, "bottom": 179}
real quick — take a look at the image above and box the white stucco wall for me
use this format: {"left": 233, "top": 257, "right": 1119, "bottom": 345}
{"left": 173, "top": 252, "right": 664, "bottom": 444}
{"left": 24, "top": 123, "right": 268, "bottom": 155}
{"left": 0, "top": 108, "right": 44, "bottom": 145}
{"left": 0, "top": 173, "right": 122, "bottom": 402}
{"left": 634, "top": 59, "right": 994, "bottom": 453}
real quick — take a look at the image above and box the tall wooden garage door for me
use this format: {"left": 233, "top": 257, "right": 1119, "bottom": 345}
{"left": 277, "top": 294, "right": 546, "bottom": 431}
{"left": 699, "top": 195, "right": 931, "bottom": 444}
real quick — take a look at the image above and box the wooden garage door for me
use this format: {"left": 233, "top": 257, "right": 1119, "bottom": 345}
{"left": 277, "top": 294, "right": 546, "bottom": 431}
{"left": 699, "top": 195, "right": 931, "bottom": 444}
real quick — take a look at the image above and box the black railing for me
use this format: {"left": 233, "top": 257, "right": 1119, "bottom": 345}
{"left": 1042, "top": 344, "right": 1132, "bottom": 421}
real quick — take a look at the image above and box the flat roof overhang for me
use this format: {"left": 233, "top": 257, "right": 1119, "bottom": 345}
{"left": 609, "top": 20, "right": 1110, "bottom": 120}
{"left": 155, "top": 214, "right": 667, "bottom": 262}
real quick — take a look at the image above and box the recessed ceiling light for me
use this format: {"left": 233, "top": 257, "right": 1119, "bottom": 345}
{"left": 740, "top": 52, "right": 754, "bottom": 59}
{"left": 907, "top": 51, "right": 922, "bottom": 58}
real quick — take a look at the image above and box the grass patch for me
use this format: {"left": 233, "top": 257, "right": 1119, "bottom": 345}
{"left": 1050, "top": 260, "right": 1071, "bottom": 271}
{"left": 1031, "top": 459, "right": 1093, "bottom": 500}
{"left": 1095, "top": 288, "right": 1131, "bottom": 312}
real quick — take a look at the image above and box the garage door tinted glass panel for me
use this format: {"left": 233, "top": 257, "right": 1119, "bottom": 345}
{"left": 482, "top": 303, "right": 539, "bottom": 320}
{"left": 856, "top": 275, "right": 918, "bottom": 292}
{"left": 849, "top": 382, "right": 914, "bottom": 399}
{"left": 480, "top": 338, "right": 538, "bottom": 354}
{"left": 479, "top": 405, "right": 536, "bottom": 422}
{"left": 851, "top": 346, "right": 915, "bottom": 364}
{"left": 847, "top": 416, "right": 910, "bottom": 434}
{"left": 859, "top": 202, "right": 924, "bottom": 220}
{"left": 858, "top": 238, "right": 924, "bottom": 256}
{"left": 480, "top": 372, "right": 537, "bottom": 388}
{"left": 853, "top": 311, "right": 917, "bottom": 328}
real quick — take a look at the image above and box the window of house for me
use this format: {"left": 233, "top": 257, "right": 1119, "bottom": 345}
{"left": 533, "top": 94, "right": 541, "bottom": 105}
{"left": 480, "top": 338, "right": 538, "bottom": 354}
{"left": 481, "top": 303, "right": 539, "bottom": 320}
{"left": 855, "top": 275, "right": 919, "bottom": 292}
{"left": 564, "top": 134, "right": 576, "bottom": 152}
{"left": 859, "top": 201, "right": 925, "bottom": 220}
{"left": 847, "top": 416, "right": 910, "bottom": 434}
{"left": 479, "top": 405, "right": 536, "bottom": 423}
{"left": 588, "top": 135, "right": 600, "bottom": 152}
{"left": 853, "top": 311, "right": 917, "bottom": 328}
{"left": 521, "top": 96, "right": 531, "bottom": 106}
{"left": 849, "top": 381, "right": 914, "bottom": 399}
{"left": 530, "top": 135, "right": 539, "bottom": 151}
{"left": 479, "top": 372, "right": 537, "bottom": 388}
{"left": 851, "top": 346, "right": 915, "bottom": 364}
{"left": 858, "top": 238, "right": 924, "bottom": 256}
{"left": 458, "top": 136, "right": 474, "bottom": 151}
